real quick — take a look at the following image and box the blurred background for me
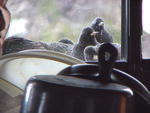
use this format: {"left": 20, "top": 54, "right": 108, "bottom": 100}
{"left": 6, "top": 0, "right": 150, "bottom": 58}
{"left": 142, "top": 0, "right": 150, "bottom": 58}
{"left": 6, "top": 0, "right": 121, "bottom": 43}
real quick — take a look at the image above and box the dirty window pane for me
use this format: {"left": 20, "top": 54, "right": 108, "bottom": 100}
{"left": 6, "top": 0, "right": 121, "bottom": 61}
{"left": 142, "top": 0, "right": 150, "bottom": 58}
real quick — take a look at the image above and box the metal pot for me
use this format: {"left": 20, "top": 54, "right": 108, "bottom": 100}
{"left": 20, "top": 43, "right": 150, "bottom": 113}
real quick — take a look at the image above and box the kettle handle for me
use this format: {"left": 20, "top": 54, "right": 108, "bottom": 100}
{"left": 98, "top": 43, "right": 118, "bottom": 81}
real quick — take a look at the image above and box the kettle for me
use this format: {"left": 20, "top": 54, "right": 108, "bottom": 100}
{"left": 20, "top": 43, "right": 150, "bottom": 113}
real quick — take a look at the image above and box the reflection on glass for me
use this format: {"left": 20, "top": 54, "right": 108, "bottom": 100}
{"left": 142, "top": 0, "right": 150, "bottom": 58}
{"left": 6, "top": 0, "right": 121, "bottom": 61}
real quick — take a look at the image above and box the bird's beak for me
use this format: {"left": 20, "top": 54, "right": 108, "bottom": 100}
{"left": 98, "top": 21, "right": 104, "bottom": 26}
{"left": 90, "top": 31, "right": 99, "bottom": 37}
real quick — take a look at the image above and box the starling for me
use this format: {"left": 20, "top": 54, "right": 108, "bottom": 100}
{"left": 84, "top": 43, "right": 121, "bottom": 62}
{"left": 58, "top": 38, "right": 74, "bottom": 45}
{"left": 45, "top": 38, "right": 74, "bottom": 55}
{"left": 71, "top": 27, "right": 98, "bottom": 60}
{"left": 2, "top": 36, "right": 74, "bottom": 55}
{"left": 91, "top": 17, "right": 113, "bottom": 43}
{"left": 2, "top": 36, "right": 46, "bottom": 55}
{"left": 84, "top": 45, "right": 97, "bottom": 61}
{"left": 46, "top": 41, "right": 73, "bottom": 55}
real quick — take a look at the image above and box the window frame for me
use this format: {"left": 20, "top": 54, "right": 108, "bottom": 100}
{"left": 116, "top": 0, "right": 143, "bottom": 80}
{"left": 117, "top": 0, "right": 150, "bottom": 90}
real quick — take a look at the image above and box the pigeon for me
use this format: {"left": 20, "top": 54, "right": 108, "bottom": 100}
{"left": 84, "top": 43, "right": 121, "bottom": 62}
{"left": 2, "top": 36, "right": 74, "bottom": 55}
{"left": 71, "top": 27, "right": 98, "bottom": 60}
{"left": 2, "top": 36, "right": 47, "bottom": 55}
{"left": 84, "top": 45, "right": 97, "bottom": 62}
{"left": 58, "top": 38, "right": 74, "bottom": 45}
{"left": 91, "top": 17, "right": 113, "bottom": 43}
{"left": 46, "top": 41, "right": 73, "bottom": 55}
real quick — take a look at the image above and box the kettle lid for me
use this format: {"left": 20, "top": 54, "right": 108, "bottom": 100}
{"left": 30, "top": 75, "right": 133, "bottom": 96}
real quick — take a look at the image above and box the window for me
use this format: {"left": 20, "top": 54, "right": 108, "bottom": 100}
{"left": 6, "top": 0, "right": 121, "bottom": 61}
{"left": 1, "top": 0, "right": 122, "bottom": 93}
{"left": 142, "top": 0, "right": 150, "bottom": 58}
{"left": 1, "top": 1, "right": 150, "bottom": 113}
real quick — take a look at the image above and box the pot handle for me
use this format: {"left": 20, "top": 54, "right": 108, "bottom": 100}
{"left": 98, "top": 43, "right": 118, "bottom": 81}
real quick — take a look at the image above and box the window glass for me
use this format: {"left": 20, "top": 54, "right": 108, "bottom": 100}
{"left": 142, "top": 0, "right": 150, "bottom": 58}
{"left": 6, "top": 0, "right": 121, "bottom": 61}
{"left": 1, "top": 1, "right": 121, "bottom": 111}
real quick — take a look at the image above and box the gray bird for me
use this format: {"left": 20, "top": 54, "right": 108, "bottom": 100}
{"left": 84, "top": 45, "right": 98, "bottom": 61}
{"left": 58, "top": 38, "right": 74, "bottom": 45}
{"left": 46, "top": 41, "right": 73, "bottom": 55}
{"left": 2, "top": 36, "right": 47, "bottom": 55}
{"left": 91, "top": 17, "right": 113, "bottom": 43}
{"left": 71, "top": 27, "right": 98, "bottom": 61}
{"left": 3, "top": 36, "right": 74, "bottom": 55}
{"left": 84, "top": 43, "right": 121, "bottom": 62}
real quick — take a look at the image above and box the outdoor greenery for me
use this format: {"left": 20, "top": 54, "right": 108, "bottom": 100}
{"left": 7, "top": 0, "right": 121, "bottom": 44}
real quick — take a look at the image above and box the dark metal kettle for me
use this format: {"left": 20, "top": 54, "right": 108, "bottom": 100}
{"left": 20, "top": 43, "right": 150, "bottom": 113}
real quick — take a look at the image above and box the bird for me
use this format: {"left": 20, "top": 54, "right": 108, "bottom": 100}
{"left": 46, "top": 41, "right": 74, "bottom": 55}
{"left": 2, "top": 36, "right": 47, "bottom": 55}
{"left": 0, "top": 9, "right": 5, "bottom": 32}
{"left": 2, "top": 36, "right": 74, "bottom": 55}
{"left": 84, "top": 45, "right": 98, "bottom": 62}
{"left": 58, "top": 38, "right": 74, "bottom": 45}
{"left": 91, "top": 17, "right": 113, "bottom": 43}
{"left": 71, "top": 27, "right": 98, "bottom": 61}
{"left": 84, "top": 43, "right": 121, "bottom": 62}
